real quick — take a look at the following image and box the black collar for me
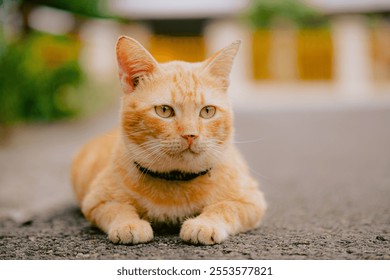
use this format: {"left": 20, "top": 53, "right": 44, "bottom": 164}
{"left": 134, "top": 162, "right": 210, "bottom": 181}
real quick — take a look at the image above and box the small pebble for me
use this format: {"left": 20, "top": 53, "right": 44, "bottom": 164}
{"left": 376, "top": 236, "right": 386, "bottom": 241}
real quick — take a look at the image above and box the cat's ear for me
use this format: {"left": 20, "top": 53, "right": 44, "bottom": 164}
{"left": 116, "top": 36, "right": 158, "bottom": 93}
{"left": 201, "top": 40, "right": 241, "bottom": 86}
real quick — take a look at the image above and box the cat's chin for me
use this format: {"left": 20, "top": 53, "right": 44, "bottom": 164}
{"left": 179, "top": 148, "right": 201, "bottom": 157}
{"left": 164, "top": 147, "right": 202, "bottom": 162}
{"left": 155, "top": 161, "right": 212, "bottom": 175}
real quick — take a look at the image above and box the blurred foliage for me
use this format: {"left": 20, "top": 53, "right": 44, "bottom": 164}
{"left": 0, "top": 0, "right": 124, "bottom": 125}
{"left": 245, "top": 0, "right": 329, "bottom": 28}
{"left": 0, "top": 32, "right": 83, "bottom": 124}
{"left": 22, "top": 0, "right": 117, "bottom": 19}
{"left": 367, "top": 14, "right": 390, "bottom": 28}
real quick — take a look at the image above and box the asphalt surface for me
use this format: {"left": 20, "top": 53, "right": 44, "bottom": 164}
{"left": 1, "top": 100, "right": 390, "bottom": 259}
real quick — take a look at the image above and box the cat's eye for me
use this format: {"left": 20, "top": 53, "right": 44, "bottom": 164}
{"left": 155, "top": 105, "right": 175, "bottom": 118}
{"left": 200, "top": 106, "right": 216, "bottom": 119}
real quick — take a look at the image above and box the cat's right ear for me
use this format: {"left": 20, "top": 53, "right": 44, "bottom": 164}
{"left": 200, "top": 40, "right": 241, "bottom": 88}
{"left": 116, "top": 36, "right": 158, "bottom": 94}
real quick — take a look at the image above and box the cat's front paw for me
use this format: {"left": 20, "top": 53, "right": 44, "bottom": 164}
{"left": 180, "top": 217, "right": 229, "bottom": 245}
{"left": 108, "top": 219, "right": 153, "bottom": 244}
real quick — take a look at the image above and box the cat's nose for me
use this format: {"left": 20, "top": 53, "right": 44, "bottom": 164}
{"left": 181, "top": 134, "right": 198, "bottom": 146}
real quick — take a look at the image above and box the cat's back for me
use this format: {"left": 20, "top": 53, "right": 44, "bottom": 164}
{"left": 71, "top": 128, "right": 119, "bottom": 203}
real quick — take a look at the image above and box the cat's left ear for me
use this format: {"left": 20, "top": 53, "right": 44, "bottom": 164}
{"left": 201, "top": 40, "right": 241, "bottom": 86}
{"left": 116, "top": 36, "right": 158, "bottom": 94}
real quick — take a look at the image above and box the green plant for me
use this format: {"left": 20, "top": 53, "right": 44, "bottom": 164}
{"left": 0, "top": 32, "right": 83, "bottom": 124}
{"left": 21, "top": 0, "right": 115, "bottom": 19}
{"left": 245, "top": 0, "right": 329, "bottom": 28}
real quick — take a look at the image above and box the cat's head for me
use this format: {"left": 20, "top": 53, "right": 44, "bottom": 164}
{"left": 116, "top": 36, "right": 240, "bottom": 174}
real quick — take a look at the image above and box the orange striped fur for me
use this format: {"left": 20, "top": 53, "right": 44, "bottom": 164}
{"left": 71, "top": 36, "right": 266, "bottom": 245}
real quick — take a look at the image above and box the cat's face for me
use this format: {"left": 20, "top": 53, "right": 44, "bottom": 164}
{"left": 116, "top": 36, "right": 240, "bottom": 173}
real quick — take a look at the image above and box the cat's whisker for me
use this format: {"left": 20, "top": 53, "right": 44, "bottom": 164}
{"left": 135, "top": 147, "right": 160, "bottom": 184}
{"left": 130, "top": 145, "right": 163, "bottom": 167}
{"left": 119, "top": 141, "right": 165, "bottom": 178}
{"left": 127, "top": 146, "right": 164, "bottom": 185}
{"left": 137, "top": 145, "right": 169, "bottom": 185}
{"left": 211, "top": 149, "right": 225, "bottom": 162}
{"left": 247, "top": 167, "right": 268, "bottom": 180}
{"left": 123, "top": 139, "right": 162, "bottom": 154}
{"left": 204, "top": 142, "right": 226, "bottom": 164}
{"left": 233, "top": 137, "right": 265, "bottom": 144}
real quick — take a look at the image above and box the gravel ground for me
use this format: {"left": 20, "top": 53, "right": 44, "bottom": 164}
{"left": 1, "top": 101, "right": 390, "bottom": 260}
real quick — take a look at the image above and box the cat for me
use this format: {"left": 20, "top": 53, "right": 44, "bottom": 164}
{"left": 71, "top": 36, "right": 266, "bottom": 245}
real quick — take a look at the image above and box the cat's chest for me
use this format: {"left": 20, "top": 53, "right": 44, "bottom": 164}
{"left": 131, "top": 193, "right": 205, "bottom": 223}
{"left": 128, "top": 182, "right": 212, "bottom": 223}
{"left": 141, "top": 199, "right": 203, "bottom": 223}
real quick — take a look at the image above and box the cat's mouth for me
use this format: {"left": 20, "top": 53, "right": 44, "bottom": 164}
{"left": 166, "top": 146, "right": 201, "bottom": 157}
{"left": 182, "top": 147, "right": 199, "bottom": 155}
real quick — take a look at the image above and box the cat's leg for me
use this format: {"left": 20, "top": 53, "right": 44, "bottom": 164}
{"left": 180, "top": 189, "right": 266, "bottom": 245}
{"left": 81, "top": 172, "right": 153, "bottom": 244}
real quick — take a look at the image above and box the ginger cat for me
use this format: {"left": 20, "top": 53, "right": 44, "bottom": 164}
{"left": 71, "top": 36, "right": 266, "bottom": 245}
